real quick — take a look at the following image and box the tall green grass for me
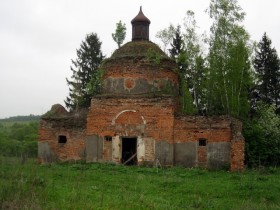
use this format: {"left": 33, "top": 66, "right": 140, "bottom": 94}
{"left": 1, "top": 157, "right": 279, "bottom": 210}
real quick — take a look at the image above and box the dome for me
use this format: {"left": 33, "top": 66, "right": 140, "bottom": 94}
{"left": 100, "top": 8, "right": 179, "bottom": 97}
{"left": 101, "top": 41, "right": 179, "bottom": 97}
{"left": 111, "top": 41, "right": 165, "bottom": 59}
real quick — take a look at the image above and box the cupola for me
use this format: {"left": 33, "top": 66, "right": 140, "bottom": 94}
{"left": 131, "top": 6, "right": 150, "bottom": 41}
{"left": 100, "top": 7, "right": 179, "bottom": 97}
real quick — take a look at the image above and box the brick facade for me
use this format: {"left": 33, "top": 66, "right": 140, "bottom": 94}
{"left": 38, "top": 106, "right": 87, "bottom": 162}
{"left": 87, "top": 96, "right": 175, "bottom": 140}
{"left": 38, "top": 9, "right": 245, "bottom": 171}
{"left": 38, "top": 99, "right": 244, "bottom": 170}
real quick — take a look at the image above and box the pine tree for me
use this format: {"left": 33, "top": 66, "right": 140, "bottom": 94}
{"left": 168, "top": 25, "right": 187, "bottom": 73}
{"left": 168, "top": 25, "right": 195, "bottom": 114}
{"left": 253, "top": 33, "right": 280, "bottom": 112}
{"left": 65, "top": 33, "right": 104, "bottom": 110}
{"left": 169, "top": 26, "right": 185, "bottom": 59}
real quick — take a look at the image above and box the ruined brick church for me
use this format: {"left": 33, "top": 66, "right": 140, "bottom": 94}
{"left": 38, "top": 8, "right": 244, "bottom": 171}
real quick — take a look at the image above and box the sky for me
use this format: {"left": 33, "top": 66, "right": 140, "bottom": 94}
{"left": 0, "top": 0, "right": 280, "bottom": 119}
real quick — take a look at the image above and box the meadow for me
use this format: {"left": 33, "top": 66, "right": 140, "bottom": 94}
{"left": 1, "top": 157, "right": 280, "bottom": 210}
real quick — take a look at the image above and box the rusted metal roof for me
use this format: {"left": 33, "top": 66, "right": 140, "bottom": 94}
{"left": 131, "top": 6, "right": 150, "bottom": 24}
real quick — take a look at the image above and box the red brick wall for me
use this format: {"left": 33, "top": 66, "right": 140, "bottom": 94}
{"left": 174, "top": 116, "right": 232, "bottom": 143}
{"left": 39, "top": 100, "right": 244, "bottom": 170}
{"left": 230, "top": 119, "right": 245, "bottom": 171}
{"left": 174, "top": 115, "right": 245, "bottom": 170}
{"left": 197, "top": 147, "right": 207, "bottom": 167}
{"left": 38, "top": 119, "right": 86, "bottom": 162}
{"left": 103, "top": 64, "right": 179, "bottom": 84}
{"left": 87, "top": 96, "right": 176, "bottom": 143}
{"left": 230, "top": 141, "right": 244, "bottom": 171}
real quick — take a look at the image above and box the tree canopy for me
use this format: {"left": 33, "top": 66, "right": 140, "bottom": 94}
{"left": 112, "top": 20, "right": 127, "bottom": 48}
{"left": 204, "top": 0, "right": 252, "bottom": 118}
{"left": 65, "top": 33, "right": 105, "bottom": 110}
{"left": 252, "top": 33, "right": 280, "bottom": 113}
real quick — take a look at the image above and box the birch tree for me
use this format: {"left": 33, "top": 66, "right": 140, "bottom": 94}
{"left": 207, "top": 0, "right": 252, "bottom": 118}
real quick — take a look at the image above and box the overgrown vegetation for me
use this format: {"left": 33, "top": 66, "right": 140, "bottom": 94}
{"left": 112, "top": 20, "right": 127, "bottom": 48}
{"left": 244, "top": 103, "right": 280, "bottom": 167}
{"left": 65, "top": 33, "right": 105, "bottom": 110}
{"left": 1, "top": 158, "right": 280, "bottom": 210}
{"left": 251, "top": 32, "right": 280, "bottom": 113}
{"left": 110, "top": 41, "right": 166, "bottom": 59}
{"left": 0, "top": 120, "right": 38, "bottom": 158}
{"left": 156, "top": 0, "right": 280, "bottom": 167}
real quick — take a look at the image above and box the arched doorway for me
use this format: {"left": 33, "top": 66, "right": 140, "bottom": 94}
{"left": 111, "top": 110, "right": 146, "bottom": 165}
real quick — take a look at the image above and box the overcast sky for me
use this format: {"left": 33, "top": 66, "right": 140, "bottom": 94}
{"left": 0, "top": 0, "right": 280, "bottom": 118}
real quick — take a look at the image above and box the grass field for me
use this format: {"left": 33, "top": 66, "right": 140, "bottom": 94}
{"left": 0, "top": 157, "right": 280, "bottom": 210}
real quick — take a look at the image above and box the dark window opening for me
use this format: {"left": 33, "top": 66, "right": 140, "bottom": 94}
{"left": 58, "top": 135, "right": 67, "bottom": 143}
{"left": 122, "top": 137, "right": 137, "bottom": 165}
{"left": 105, "top": 136, "right": 112, "bottom": 141}
{"left": 199, "top": 138, "right": 207, "bottom": 146}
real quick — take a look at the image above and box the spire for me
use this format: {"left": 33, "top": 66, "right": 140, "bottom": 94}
{"left": 131, "top": 7, "right": 150, "bottom": 41}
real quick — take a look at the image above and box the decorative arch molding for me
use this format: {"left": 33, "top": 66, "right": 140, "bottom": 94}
{"left": 111, "top": 110, "right": 146, "bottom": 125}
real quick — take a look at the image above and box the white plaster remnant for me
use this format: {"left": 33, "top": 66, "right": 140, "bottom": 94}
{"left": 137, "top": 137, "right": 145, "bottom": 162}
{"left": 112, "top": 136, "right": 121, "bottom": 163}
{"left": 141, "top": 116, "right": 146, "bottom": 125}
{"left": 111, "top": 110, "right": 146, "bottom": 125}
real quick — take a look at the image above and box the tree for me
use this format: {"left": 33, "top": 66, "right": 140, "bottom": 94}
{"left": 169, "top": 25, "right": 185, "bottom": 60}
{"left": 65, "top": 33, "right": 104, "bottom": 110}
{"left": 207, "top": 0, "right": 252, "bottom": 118}
{"left": 112, "top": 20, "right": 126, "bottom": 48}
{"left": 0, "top": 122, "right": 38, "bottom": 157}
{"left": 156, "top": 24, "right": 175, "bottom": 53}
{"left": 253, "top": 33, "right": 280, "bottom": 112}
{"left": 168, "top": 25, "right": 197, "bottom": 114}
{"left": 158, "top": 11, "right": 207, "bottom": 114}
{"left": 182, "top": 10, "right": 207, "bottom": 114}
{"left": 86, "top": 69, "right": 104, "bottom": 97}
{"left": 244, "top": 103, "right": 280, "bottom": 166}
{"left": 168, "top": 25, "right": 187, "bottom": 73}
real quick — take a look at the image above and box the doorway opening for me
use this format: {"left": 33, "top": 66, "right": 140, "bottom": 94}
{"left": 122, "top": 137, "right": 137, "bottom": 165}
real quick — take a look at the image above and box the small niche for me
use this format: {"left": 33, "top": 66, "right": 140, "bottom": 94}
{"left": 58, "top": 135, "right": 67, "bottom": 143}
{"left": 198, "top": 138, "right": 207, "bottom": 146}
{"left": 105, "top": 136, "right": 112, "bottom": 142}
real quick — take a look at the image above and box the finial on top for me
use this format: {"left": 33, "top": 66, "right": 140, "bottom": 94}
{"left": 131, "top": 6, "right": 150, "bottom": 24}
{"left": 131, "top": 6, "right": 150, "bottom": 41}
